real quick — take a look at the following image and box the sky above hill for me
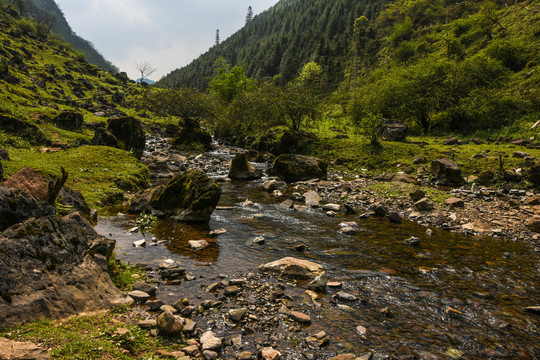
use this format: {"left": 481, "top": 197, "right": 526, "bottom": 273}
{"left": 55, "top": 0, "right": 279, "bottom": 81}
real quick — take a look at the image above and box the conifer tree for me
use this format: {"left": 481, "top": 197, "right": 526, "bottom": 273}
{"left": 246, "top": 6, "right": 253, "bottom": 24}
{"left": 215, "top": 29, "right": 220, "bottom": 45}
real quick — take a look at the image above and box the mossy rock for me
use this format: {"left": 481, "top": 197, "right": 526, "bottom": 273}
{"left": 171, "top": 124, "right": 212, "bottom": 152}
{"left": 52, "top": 110, "right": 84, "bottom": 130}
{"left": 252, "top": 129, "right": 318, "bottom": 155}
{"left": 228, "top": 152, "right": 263, "bottom": 180}
{"left": 150, "top": 169, "right": 221, "bottom": 222}
{"left": 271, "top": 154, "right": 328, "bottom": 182}
{"left": 0, "top": 113, "right": 49, "bottom": 145}
{"left": 107, "top": 116, "right": 145, "bottom": 159}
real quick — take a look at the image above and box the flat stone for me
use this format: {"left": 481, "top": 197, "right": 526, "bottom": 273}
{"left": 327, "top": 281, "right": 343, "bottom": 288}
{"left": 304, "top": 190, "right": 321, "bottom": 206}
{"left": 356, "top": 325, "right": 369, "bottom": 335}
{"left": 224, "top": 285, "right": 241, "bottom": 296}
{"left": 308, "top": 271, "right": 327, "bottom": 292}
{"left": 134, "top": 282, "right": 157, "bottom": 296}
{"left": 340, "top": 227, "right": 357, "bottom": 235}
{"left": 328, "top": 354, "right": 355, "bottom": 360}
{"left": 259, "top": 257, "right": 324, "bottom": 279}
{"left": 335, "top": 291, "right": 358, "bottom": 301}
{"left": 189, "top": 239, "right": 210, "bottom": 250}
{"left": 133, "top": 239, "right": 146, "bottom": 247}
{"left": 259, "top": 347, "right": 281, "bottom": 360}
{"left": 414, "top": 197, "right": 434, "bottom": 211}
{"left": 237, "top": 351, "right": 253, "bottom": 360}
{"left": 128, "top": 290, "right": 150, "bottom": 303}
{"left": 138, "top": 319, "right": 157, "bottom": 329}
{"left": 209, "top": 228, "right": 227, "bottom": 237}
{"left": 146, "top": 300, "right": 165, "bottom": 311}
{"left": 183, "top": 318, "right": 197, "bottom": 334}
{"left": 290, "top": 311, "right": 311, "bottom": 324}
{"left": 0, "top": 337, "right": 50, "bottom": 360}
{"left": 203, "top": 350, "right": 219, "bottom": 360}
{"left": 200, "top": 331, "right": 222, "bottom": 352}
{"left": 182, "top": 345, "right": 200, "bottom": 357}
{"left": 322, "top": 203, "right": 341, "bottom": 211}
{"left": 524, "top": 306, "right": 540, "bottom": 315}
{"left": 445, "top": 197, "right": 464, "bottom": 209}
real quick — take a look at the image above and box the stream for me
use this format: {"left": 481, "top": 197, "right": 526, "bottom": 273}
{"left": 95, "top": 146, "right": 540, "bottom": 359}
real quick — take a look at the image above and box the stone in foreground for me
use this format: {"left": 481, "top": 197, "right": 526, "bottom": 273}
{"left": 259, "top": 257, "right": 324, "bottom": 279}
{"left": 228, "top": 152, "right": 263, "bottom": 180}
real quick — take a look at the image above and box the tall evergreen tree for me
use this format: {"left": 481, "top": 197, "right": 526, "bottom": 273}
{"left": 215, "top": 29, "right": 220, "bottom": 45}
{"left": 246, "top": 6, "right": 253, "bottom": 24}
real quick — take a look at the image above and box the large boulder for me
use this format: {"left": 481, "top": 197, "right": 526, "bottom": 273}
{"left": 52, "top": 110, "right": 84, "bottom": 130}
{"left": 171, "top": 118, "right": 212, "bottom": 152}
{"left": 272, "top": 154, "right": 328, "bottom": 182}
{"left": 377, "top": 119, "right": 408, "bottom": 142}
{"left": 91, "top": 127, "right": 119, "bottom": 148}
{"left": 259, "top": 257, "right": 324, "bottom": 279}
{"left": 0, "top": 186, "right": 55, "bottom": 231}
{"left": 106, "top": 116, "right": 146, "bottom": 159}
{"left": 0, "top": 113, "right": 49, "bottom": 145}
{"left": 252, "top": 129, "right": 317, "bottom": 156}
{"left": 150, "top": 169, "right": 221, "bottom": 222}
{"left": 228, "top": 153, "right": 263, "bottom": 180}
{"left": 431, "top": 158, "right": 464, "bottom": 186}
{"left": 3, "top": 167, "right": 91, "bottom": 220}
{"left": 0, "top": 212, "right": 129, "bottom": 327}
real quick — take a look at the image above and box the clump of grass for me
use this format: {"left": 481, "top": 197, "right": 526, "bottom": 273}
{"left": 107, "top": 253, "right": 145, "bottom": 292}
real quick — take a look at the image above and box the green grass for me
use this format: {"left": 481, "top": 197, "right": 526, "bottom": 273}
{"left": 0, "top": 310, "right": 180, "bottom": 360}
{"left": 2, "top": 146, "right": 149, "bottom": 207}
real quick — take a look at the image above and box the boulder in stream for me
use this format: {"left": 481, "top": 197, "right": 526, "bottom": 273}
{"left": 228, "top": 152, "right": 263, "bottom": 180}
{"left": 259, "top": 257, "right": 324, "bottom": 279}
{"left": 150, "top": 169, "right": 221, "bottom": 222}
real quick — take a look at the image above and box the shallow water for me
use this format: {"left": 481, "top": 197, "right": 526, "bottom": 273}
{"left": 95, "top": 177, "right": 540, "bottom": 358}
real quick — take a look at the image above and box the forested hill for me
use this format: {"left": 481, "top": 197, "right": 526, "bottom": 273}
{"left": 25, "top": 0, "right": 118, "bottom": 72}
{"left": 158, "top": 0, "right": 388, "bottom": 89}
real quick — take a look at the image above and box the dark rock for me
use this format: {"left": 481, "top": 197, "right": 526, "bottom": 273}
{"left": 388, "top": 212, "right": 402, "bottom": 223}
{"left": 529, "top": 161, "right": 540, "bottom": 185}
{"left": 150, "top": 169, "right": 221, "bottom": 222}
{"left": 107, "top": 116, "right": 145, "bottom": 159}
{"left": 0, "top": 113, "right": 48, "bottom": 145}
{"left": 127, "top": 188, "right": 154, "bottom": 214}
{"left": 228, "top": 153, "right": 263, "bottom": 180}
{"left": 477, "top": 170, "right": 494, "bottom": 185}
{"left": 370, "top": 204, "right": 388, "bottom": 217}
{"left": 272, "top": 154, "right": 327, "bottom": 182}
{"left": 128, "top": 290, "right": 150, "bottom": 303}
{"left": 442, "top": 137, "right": 460, "bottom": 145}
{"left": 445, "top": 197, "right": 464, "bottom": 209}
{"left": 503, "top": 169, "right": 521, "bottom": 182}
{"left": 524, "top": 306, "right": 540, "bottom": 315}
{"left": 91, "top": 127, "right": 119, "bottom": 148}
{"left": 52, "top": 110, "right": 83, "bottom": 130}
{"left": 134, "top": 282, "right": 157, "bottom": 296}
{"left": 0, "top": 147, "right": 10, "bottom": 161}
{"left": 157, "top": 310, "right": 184, "bottom": 335}
{"left": 403, "top": 236, "right": 421, "bottom": 246}
{"left": 0, "top": 212, "right": 128, "bottom": 327}
{"left": 525, "top": 215, "right": 540, "bottom": 233}
{"left": 414, "top": 198, "right": 434, "bottom": 211}
{"left": 410, "top": 189, "right": 426, "bottom": 201}
{"left": 0, "top": 186, "right": 55, "bottom": 232}
{"left": 377, "top": 119, "right": 408, "bottom": 142}
{"left": 171, "top": 118, "right": 212, "bottom": 152}
{"left": 431, "top": 158, "right": 464, "bottom": 186}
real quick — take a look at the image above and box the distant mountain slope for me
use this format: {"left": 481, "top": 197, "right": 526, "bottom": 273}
{"left": 26, "top": 0, "right": 118, "bottom": 72}
{"left": 158, "top": 0, "right": 388, "bottom": 89}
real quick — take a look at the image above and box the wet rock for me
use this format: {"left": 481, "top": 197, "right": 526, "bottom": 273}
{"left": 52, "top": 110, "right": 83, "bottom": 130}
{"left": 410, "top": 189, "right": 426, "bottom": 201}
{"left": 146, "top": 300, "right": 165, "bottom": 312}
{"left": 237, "top": 351, "right": 253, "bottom": 360}
{"left": 305, "top": 331, "right": 329, "bottom": 348}
{"left": 209, "top": 228, "right": 227, "bottom": 237}
{"left": 106, "top": 116, "right": 146, "bottom": 159}
{"left": 308, "top": 271, "right": 328, "bottom": 292}
{"left": 304, "top": 190, "right": 321, "bottom": 206}
{"left": 290, "top": 311, "right": 311, "bottom": 324}
{"left": 150, "top": 169, "right": 221, "bottom": 222}
{"left": 335, "top": 291, "right": 358, "bottom": 301}
{"left": 403, "top": 236, "right": 421, "bottom": 246}
{"left": 328, "top": 354, "right": 355, "bottom": 360}
{"left": 160, "top": 267, "right": 186, "bottom": 279}
{"left": 340, "top": 227, "right": 357, "bottom": 235}
{"left": 377, "top": 119, "right": 408, "bottom": 141}
{"left": 356, "top": 325, "right": 368, "bottom": 336}
{"left": 189, "top": 239, "right": 210, "bottom": 250}
{"left": 0, "top": 337, "right": 50, "bottom": 360}
{"left": 200, "top": 331, "right": 222, "bottom": 352}
{"left": 229, "top": 308, "right": 248, "bottom": 322}
{"left": 259, "top": 347, "right": 281, "bottom": 360}
{"left": 134, "top": 282, "right": 157, "bottom": 296}
{"left": 182, "top": 345, "right": 200, "bottom": 357}
{"left": 133, "top": 239, "right": 146, "bottom": 247}
{"left": 524, "top": 306, "right": 540, "bottom": 315}
{"left": 431, "top": 158, "right": 464, "bottom": 186}
{"left": 414, "top": 198, "right": 434, "bottom": 211}
{"left": 263, "top": 179, "right": 287, "bottom": 193}
{"left": 0, "top": 212, "right": 129, "bottom": 327}
{"left": 290, "top": 192, "right": 304, "bottom": 201}
{"left": 259, "top": 257, "right": 324, "bottom": 279}
{"left": 157, "top": 310, "right": 184, "bottom": 335}
{"left": 327, "top": 281, "right": 343, "bottom": 288}
{"left": 272, "top": 154, "right": 327, "bottom": 182}
{"left": 128, "top": 290, "right": 150, "bottom": 303}
{"left": 224, "top": 285, "right": 241, "bottom": 296}
{"left": 228, "top": 153, "right": 263, "bottom": 180}
{"left": 183, "top": 318, "right": 197, "bottom": 333}
{"left": 203, "top": 350, "right": 219, "bottom": 360}
{"left": 322, "top": 203, "right": 341, "bottom": 212}
{"left": 387, "top": 212, "right": 402, "bottom": 223}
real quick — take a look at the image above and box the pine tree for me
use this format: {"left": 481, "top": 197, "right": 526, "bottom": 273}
{"left": 246, "top": 6, "right": 253, "bottom": 24}
{"left": 215, "top": 29, "right": 220, "bottom": 45}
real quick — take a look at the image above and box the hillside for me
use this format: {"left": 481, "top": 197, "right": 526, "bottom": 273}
{"left": 158, "top": 0, "right": 389, "bottom": 89}
{"left": 0, "top": 8, "right": 147, "bottom": 206}
{"left": 24, "top": 0, "right": 118, "bottom": 72}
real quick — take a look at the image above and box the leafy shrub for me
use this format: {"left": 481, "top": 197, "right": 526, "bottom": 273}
{"left": 485, "top": 40, "right": 528, "bottom": 72}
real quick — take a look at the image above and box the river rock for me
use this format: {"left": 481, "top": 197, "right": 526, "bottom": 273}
{"left": 237, "top": 351, "right": 253, "bottom": 360}
{"left": 0, "top": 212, "right": 129, "bottom": 327}
{"left": 445, "top": 197, "right": 464, "bottom": 209}
{"left": 150, "top": 169, "right": 221, "bottom": 222}
{"left": 0, "top": 337, "right": 50, "bottom": 360}
{"left": 414, "top": 197, "right": 434, "bottom": 211}
{"left": 410, "top": 189, "right": 426, "bottom": 201}
{"left": 263, "top": 179, "right": 287, "bottom": 192}
{"left": 388, "top": 212, "right": 402, "bottom": 223}
{"left": 147, "top": 300, "right": 165, "bottom": 311}
{"left": 304, "top": 190, "right": 321, "bottom": 206}
{"left": 403, "top": 236, "right": 421, "bottom": 246}
{"left": 209, "top": 228, "right": 227, "bottom": 237}
{"left": 228, "top": 153, "right": 263, "bottom": 180}
{"left": 524, "top": 306, "right": 540, "bottom": 315}
{"left": 335, "top": 291, "right": 358, "bottom": 301}
{"left": 308, "top": 271, "right": 328, "bottom": 292}
{"left": 529, "top": 160, "right": 540, "bottom": 185}
{"left": 134, "top": 282, "right": 157, "bottom": 296}
{"left": 525, "top": 215, "right": 540, "bottom": 233}
{"left": 229, "top": 308, "right": 248, "bottom": 322}
{"left": 157, "top": 310, "right": 184, "bottom": 335}
{"left": 259, "top": 257, "right": 324, "bottom": 279}
{"left": 128, "top": 290, "right": 150, "bottom": 303}
{"left": 203, "top": 350, "right": 219, "bottom": 360}
{"left": 328, "top": 354, "right": 355, "bottom": 360}
{"left": 431, "top": 158, "right": 464, "bottom": 186}
{"left": 322, "top": 203, "right": 340, "bottom": 211}
{"left": 259, "top": 347, "right": 281, "bottom": 360}
{"left": 200, "top": 331, "right": 222, "bottom": 351}
{"left": 52, "top": 110, "right": 83, "bottom": 130}
{"left": 290, "top": 311, "right": 311, "bottom": 324}
{"left": 182, "top": 345, "right": 200, "bottom": 357}
{"left": 340, "top": 227, "right": 357, "bottom": 235}
{"left": 171, "top": 117, "right": 213, "bottom": 151}
{"left": 106, "top": 116, "right": 145, "bottom": 159}
{"left": 189, "top": 239, "right": 210, "bottom": 250}
{"left": 272, "top": 154, "right": 327, "bottom": 182}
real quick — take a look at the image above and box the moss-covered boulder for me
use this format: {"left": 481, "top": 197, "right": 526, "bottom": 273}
{"left": 52, "top": 110, "right": 84, "bottom": 130}
{"left": 228, "top": 153, "right": 263, "bottom": 180}
{"left": 171, "top": 118, "right": 212, "bottom": 152}
{"left": 106, "top": 116, "right": 145, "bottom": 159}
{"left": 91, "top": 127, "right": 119, "bottom": 148}
{"left": 150, "top": 169, "right": 221, "bottom": 222}
{"left": 431, "top": 158, "right": 464, "bottom": 186}
{"left": 0, "top": 113, "right": 49, "bottom": 145}
{"left": 251, "top": 129, "right": 318, "bottom": 155}
{"left": 271, "top": 154, "right": 328, "bottom": 182}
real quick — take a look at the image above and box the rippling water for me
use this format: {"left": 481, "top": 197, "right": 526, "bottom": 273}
{"left": 95, "top": 177, "right": 540, "bottom": 358}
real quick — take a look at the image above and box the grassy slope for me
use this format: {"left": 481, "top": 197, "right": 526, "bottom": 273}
{"left": 0, "top": 11, "right": 149, "bottom": 206}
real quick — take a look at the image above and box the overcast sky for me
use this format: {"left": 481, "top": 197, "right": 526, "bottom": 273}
{"left": 55, "top": 0, "right": 279, "bottom": 80}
